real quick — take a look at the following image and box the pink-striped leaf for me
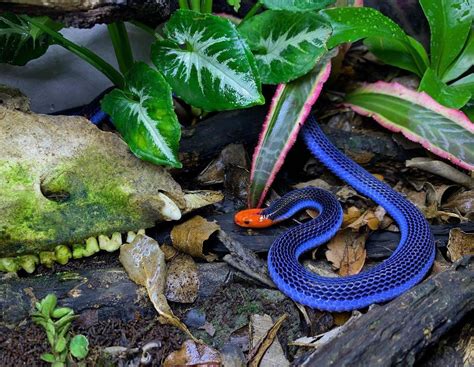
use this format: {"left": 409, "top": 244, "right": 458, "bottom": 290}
{"left": 248, "top": 50, "right": 336, "bottom": 208}
{"left": 344, "top": 82, "right": 474, "bottom": 171}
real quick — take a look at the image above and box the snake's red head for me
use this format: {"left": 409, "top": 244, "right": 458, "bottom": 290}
{"left": 234, "top": 209, "right": 274, "bottom": 228}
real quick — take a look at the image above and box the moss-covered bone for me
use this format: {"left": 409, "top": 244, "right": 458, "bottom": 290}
{"left": 0, "top": 97, "right": 189, "bottom": 258}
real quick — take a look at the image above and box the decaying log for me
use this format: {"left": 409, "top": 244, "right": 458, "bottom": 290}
{"left": 154, "top": 211, "right": 474, "bottom": 259}
{"left": 0, "top": 0, "right": 170, "bottom": 28}
{"left": 0, "top": 262, "right": 233, "bottom": 327}
{"left": 297, "top": 256, "right": 473, "bottom": 366}
{"left": 177, "top": 107, "right": 410, "bottom": 174}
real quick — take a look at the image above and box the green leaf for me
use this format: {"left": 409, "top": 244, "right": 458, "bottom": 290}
{"left": 462, "top": 99, "right": 474, "bottom": 121}
{"left": 260, "top": 0, "right": 336, "bottom": 11}
{"left": 51, "top": 307, "right": 73, "bottom": 319}
{"left": 249, "top": 51, "right": 335, "bottom": 207}
{"left": 41, "top": 353, "right": 56, "bottom": 363}
{"left": 151, "top": 10, "right": 263, "bottom": 111}
{"left": 443, "top": 28, "right": 474, "bottom": 83}
{"left": 238, "top": 10, "right": 331, "bottom": 84}
{"left": 226, "top": 0, "right": 241, "bottom": 11}
{"left": 101, "top": 62, "right": 182, "bottom": 168}
{"left": 420, "top": 0, "right": 472, "bottom": 77}
{"left": 55, "top": 336, "right": 67, "bottom": 353}
{"left": 452, "top": 73, "right": 474, "bottom": 95}
{"left": 0, "top": 14, "right": 61, "bottom": 65}
{"left": 364, "top": 36, "right": 429, "bottom": 77}
{"left": 40, "top": 294, "right": 57, "bottom": 318}
{"left": 344, "top": 82, "right": 474, "bottom": 171}
{"left": 419, "top": 68, "right": 471, "bottom": 109}
{"left": 320, "top": 7, "right": 429, "bottom": 75}
{"left": 321, "top": 7, "right": 407, "bottom": 48}
{"left": 70, "top": 335, "right": 89, "bottom": 360}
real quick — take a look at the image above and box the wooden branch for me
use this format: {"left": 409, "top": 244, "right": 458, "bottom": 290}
{"left": 297, "top": 256, "right": 474, "bottom": 366}
{"left": 0, "top": 0, "right": 170, "bottom": 28}
{"left": 0, "top": 261, "right": 232, "bottom": 327}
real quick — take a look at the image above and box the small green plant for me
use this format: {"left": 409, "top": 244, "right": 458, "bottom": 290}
{"left": 31, "top": 294, "right": 89, "bottom": 367}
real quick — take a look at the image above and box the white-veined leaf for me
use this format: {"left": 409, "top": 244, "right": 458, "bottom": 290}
{"left": 151, "top": 10, "right": 263, "bottom": 111}
{"left": 238, "top": 10, "right": 332, "bottom": 84}
{"left": 101, "top": 62, "right": 182, "bottom": 168}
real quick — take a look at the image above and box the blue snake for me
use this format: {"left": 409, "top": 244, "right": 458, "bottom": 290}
{"left": 236, "top": 116, "right": 436, "bottom": 311}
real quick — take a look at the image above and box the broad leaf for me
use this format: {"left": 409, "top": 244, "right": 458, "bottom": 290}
{"left": 344, "top": 82, "right": 474, "bottom": 171}
{"left": 420, "top": 0, "right": 472, "bottom": 78}
{"left": 260, "top": 0, "right": 335, "bottom": 11}
{"left": 101, "top": 62, "right": 182, "bottom": 168}
{"left": 419, "top": 68, "right": 471, "bottom": 109}
{"left": 0, "top": 14, "right": 61, "bottom": 65}
{"left": 443, "top": 28, "right": 474, "bottom": 83}
{"left": 452, "top": 73, "right": 474, "bottom": 95}
{"left": 364, "top": 36, "right": 429, "bottom": 77}
{"left": 249, "top": 51, "right": 335, "bottom": 207}
{"left": 321, "top": 7, "right": 428, "bottom": 74}
{"left": 238, "top": 10, "right": 331, "bottom": 84}
{"left": 70, "top": 335, "right": 89, "bottom": 359}
{"left": 151, "top": 10, "right": 263, "bottom": 111}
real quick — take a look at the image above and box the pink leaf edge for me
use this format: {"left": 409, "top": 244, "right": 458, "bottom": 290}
{"left": 250, "top": 61, "right": 333, "bottom": 208}
{"left": 345, "top": 82, "right": 474, "bottom": 171}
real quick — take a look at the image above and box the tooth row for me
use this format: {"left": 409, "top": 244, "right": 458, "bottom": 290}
{"left": 0, "top": 229, "right": 145, "bottom": 274}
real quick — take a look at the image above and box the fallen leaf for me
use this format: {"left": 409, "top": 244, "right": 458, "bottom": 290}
{"left": 171, "top": 216, "right": 220, "bottom": 262}
{"left": 332, "top": 312, "right": 351, "bottom": 326}
{"left": 163, "top": 340, "right": 221, "bottom": 367}
{"left": 447, "top": 228, "right": 474, "bottom": 262}
{"left": 443, "top": 190, "right": 474, "bottom": 216}
{"left": 248, "top": 314, "right": 289, "bottom": 367}
{"left": 165, "top": 253, "right": 200, "bottom": 303}
{"left": 198, "top": 144, "right": 248, "bottom": 185}
{"left": 161, "top": 244, "right": 179, "bottom": 261}
{"left": 325, "top": 229, "right": 367, "bottom": 276}
{"left": 183, "top": 190, "right": 224, "bottom": 215}
{"left": 289, "top": 312, "right": 362, "bottom": 348}
{"left": 119, "top": 235, "right": 196, "bottom": 341}
{"left": 346, "top": 209, "right": 380, "bottom": 231}
{"left": 293, "top": 178, "right": 332, "bottom": 191}
{"left": 342, "top": 206, "right": 361, "bottom": 227}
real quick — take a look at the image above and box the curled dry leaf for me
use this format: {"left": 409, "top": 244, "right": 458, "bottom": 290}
{"left": 165, "top": 253, "right": 200, "bottom": 303}
{"left": 183, "top": 190, "right": 224, "bottom": 215}
{"left": 171, "top": 215, "right": 220, "bottom": 262}
{"left": 293, "top": 178, "right": 332, "bottom": 191}
{"left": 119, "top": 235, "right": 196, "bottom": 341}
{"left": 443, "top": 190, "right": 474, "bottom": 216}
{"left": 163, "top": 340, "right": 221, "bottom": 367}
{"left": 447, "top": 228, "right": 474, "bottom": 262}
{"left": 198, "top": 144, "right": 248, "bottom": 185}
{"left": 325, "top": 229, "right": 367, "bottom": 276}
{"left": 161, "top": 244, "right": 179, "bottom": 261}
{"left": 248, "top": 314, "right": 289, "bottom": 367}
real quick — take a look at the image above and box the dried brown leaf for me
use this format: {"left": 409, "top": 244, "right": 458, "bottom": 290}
{"left": 342, "top": 206, "right": 361, "bottom": 227}
{"left": 443, "top": 190, "right": 474, "bottom": 215}
{"left": 119, "top": 235, "right": 196, "bottom": 341}
{"left": 248, "top": 314, "right": 289, "bottom": 367}
{"left": 165, "top": 253, "right": 200, "bottom": 303}
{"left": 161, "top": 244, "right": 179, "bottom": 261}
{"left": 293, "top": 179, "right": 332, "bottom": 191}
{"left": 171, "top": 215, "right": 220, "bottom": 262}
{"left": 345, "top": 208, "right": 380, "bottom": 231}
{"left": 326, "top": 229, "right": 367, "bottom": 276}
{"left": 163, "top": 340, "right": 221, "bottom": 367}
{"left": 447, "top": 228, "right": 474, "bottom": 262}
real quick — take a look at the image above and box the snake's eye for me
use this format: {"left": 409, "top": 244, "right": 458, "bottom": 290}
{"left": 244, "top": 219, "right": 250, "bottom": 225}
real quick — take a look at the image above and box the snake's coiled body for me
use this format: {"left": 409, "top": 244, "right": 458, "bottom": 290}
{"left": 265, "top": 117, "right": 436, "bottom": 311}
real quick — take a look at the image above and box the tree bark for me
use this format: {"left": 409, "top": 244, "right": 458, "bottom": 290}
{"left": 297, "top": 256, "right": 474, "bottom": 366}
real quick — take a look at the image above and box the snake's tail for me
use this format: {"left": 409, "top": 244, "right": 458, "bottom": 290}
{"left": 267, "top": 116, "right": 435, "bottom": 311}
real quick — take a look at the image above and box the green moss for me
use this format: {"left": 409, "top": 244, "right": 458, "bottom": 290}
{"left": 0, "top": 150, "right": 153, "bottom": 257}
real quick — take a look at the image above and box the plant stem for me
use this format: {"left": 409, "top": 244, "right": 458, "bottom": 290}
{"left": 107, "top": 22, "right": 134, "bottom": 75}
{"left": 202, "top": 0, "right": 213, "bottom": 13}
{"left": 179, "top": 0, "right": 190, "bottom": 9}
{"left": 242, "top": 1, "right": 262, "bottom": 22}
{"left": 191, "top": 0, "right": 201, "bottom": 12}
{"left": 25, "top": 17, "right": 124, "bottom": 88}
